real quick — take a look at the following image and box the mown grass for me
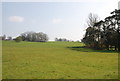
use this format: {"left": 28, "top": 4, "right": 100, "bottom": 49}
{"left": 2, "top": 41, "right": 118, "bottom": 79}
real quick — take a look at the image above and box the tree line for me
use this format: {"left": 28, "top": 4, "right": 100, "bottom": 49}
{"left": 20, "top": 31, "right": 48, "bottom": 42}
{"left": 0, "top": 35, "right": 12, "bottom": 40}
{"left": 55, "top": 38, "right": 75, "bottom": 42}
{"left": 82, "top": 9, "right": 120, "bottom": 51}
{"left": 1, "top": 31, "right": 49, "bottom": 42}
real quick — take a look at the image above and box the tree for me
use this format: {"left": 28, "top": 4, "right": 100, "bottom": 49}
{"left": 2, "top": 35, "right": 6, "bottom": 40}
{"left": 15, "top": 36, "right": 22, "bottom": 42}
{"left": 55, "top": 38, "right": 69, "bottom": 42}
{"left": 82, "top": 13, "right": 100, "bottom": 49}
{"left": 21, "top": 31, "right": 49, "bottom": 42}
{"left": 111, "top": 9, "right": 120, "bottom": 51}
{"left": 7, "top": 36, "right": 12, "bottom": 40}
{"left": 55, "top": 38, "right": 58, "bottom": 41}
{"left": 82, "top": 9, "right": 120, "bottom": 51}
{"left": 87, "top": 13, "right": 99, "bottom": 27}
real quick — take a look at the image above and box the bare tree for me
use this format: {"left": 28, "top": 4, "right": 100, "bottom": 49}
{"left": 87, "top": 13, "right": 99, "bottom": 27}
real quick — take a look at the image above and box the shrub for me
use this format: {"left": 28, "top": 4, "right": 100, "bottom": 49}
{"left": 15, "top": 36, "right": 22, "bottom": 42}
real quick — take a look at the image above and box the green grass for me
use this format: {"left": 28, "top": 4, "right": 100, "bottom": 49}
{"left": 2, "top": 41, "right": 118, "bottom": 79}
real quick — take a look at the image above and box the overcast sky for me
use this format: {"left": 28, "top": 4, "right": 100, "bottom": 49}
{"left": 1, "top": 0, "right": 120, "bottom": 41}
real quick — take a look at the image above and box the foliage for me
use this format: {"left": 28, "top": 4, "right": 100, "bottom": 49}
{"left": 21, "top": 31, "right": 49, "bottom": 42}
{"left": 0, "top": 35, "right": 12, "bottom": 40}
{"left": 15, "top": 36, "right": 22, "bottom": 42}
{"left": 2, "top": 35, "right": 6, "bottom": 40}
{"left": 82, "top": 9, "right": 120, "bottom": 51}
{"left": 55, "top": 38, "right": 69, "bottom": 42}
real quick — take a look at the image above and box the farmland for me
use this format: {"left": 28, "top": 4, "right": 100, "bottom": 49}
{"left": 2, "top": 41, "right": 118, "bottom": 79}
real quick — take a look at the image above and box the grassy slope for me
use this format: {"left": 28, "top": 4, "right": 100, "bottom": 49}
{"left": 2, "top": 41, "right": 118, "bottom": 79}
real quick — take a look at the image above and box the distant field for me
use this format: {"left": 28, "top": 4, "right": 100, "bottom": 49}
{"left": 2, "top": 41, "right": 118, "bottom": 79}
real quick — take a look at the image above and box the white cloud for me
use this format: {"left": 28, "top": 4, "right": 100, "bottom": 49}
{"left": 52, "top": 18, "right": 63, "bottom": 24}
{"left": 8, "top": 16, "right": 24, "bottom": 22}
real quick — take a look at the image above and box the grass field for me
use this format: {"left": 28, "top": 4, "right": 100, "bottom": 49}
{"left": 2, "top": 41, "right": 118, "bottom": 79}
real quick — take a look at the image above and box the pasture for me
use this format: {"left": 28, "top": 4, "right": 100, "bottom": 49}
{"left": 2, "top": 41, "right": 118, "bottom": 79}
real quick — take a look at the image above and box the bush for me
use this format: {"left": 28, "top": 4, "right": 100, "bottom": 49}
{"left": 15, "top": 36, "right": 22, "bottom": 42}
